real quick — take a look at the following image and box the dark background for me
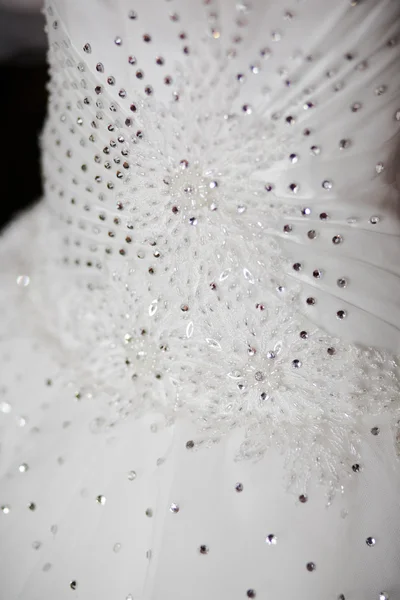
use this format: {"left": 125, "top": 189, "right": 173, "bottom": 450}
{"left": 0, "top": 5, "right": 47, "bottom": 230}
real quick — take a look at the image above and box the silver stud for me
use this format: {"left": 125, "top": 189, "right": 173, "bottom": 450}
{"left": 369, "top": 215, "right": 380, "bottom": 224}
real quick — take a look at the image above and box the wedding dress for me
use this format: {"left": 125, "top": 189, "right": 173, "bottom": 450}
{"left": 1, "top": 0, "right": 400, "bottom": 598}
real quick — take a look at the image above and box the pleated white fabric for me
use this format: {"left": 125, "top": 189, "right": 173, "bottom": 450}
{"left": 1, "top": 0, "right": 400, "bottom": 598}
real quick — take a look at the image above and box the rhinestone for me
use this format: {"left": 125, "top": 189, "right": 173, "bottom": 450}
{"left": 17, "top": 275, "right": 30, "bottom": 287}
{"left": 96, "top": 62, "right": 104, "bottom": 72}
{"left": 83, "top": 43, "right": 91, "bottom": 53}
{"left": 114, "top": 36, "right": 122, "bottom": 45}
{"left": 146, "top": 508, "right": 153, "bottom": 517}
{"left": 1, "top": 505, "right": 11, "bottom": 514}
{"left": 199, "top": 545, "right": 209, "bottom": 554}
{"left": 313, "top": 269, "right": 322, "bottom": 278}
{"left": 237, "top": 205, "right": 247, "bottom": 214}
{"left": 371, "top": 426, "right": 380, "bottom": 436}
{"left": 289, "top": 183, "right": 299, "bottom": 193}
{"left": 128, "top": 56, "right": 137, "bottom": 65}
{"left": 332, "top": 235, "right": 343, "bottom": 245}
{"left": 379, "top": 593, "right": 389, "bottom": 600}
{"left": 209, "top": 180, "right": 218, "bottom": 189}
{"left": 303, "top": 128, "right": 311, "bottom": 136}
{"left": 96, "top": 495, "right": 106, "bottom": 505}
{"left": 337, "top": 310, "right": 347, "bottom": 319}
{"left": 235, "top": 483, "right": 244, "bottom": 492}
{"left": 285, "top": 115, "right": 295, "bottom": 125}
{"left": 260, "top": 47, "right": 272, "bottom": 59}
{"left": 352, "top": 463, "right": 361, "bottom": 473}
{"left": 186, "top": 440, "right": 195, "bottom": 449}
{"left": 293, "top": 262, "right": 302, "bottom": 271}
{"left": 299, "top": 494, "right": 308, "bottom": 503}
{"left": 304, "top": 101, "right": 314, "bottom": 110}
{"left": 366, "top": 536, "right": 376, "bottom": 547}
{"left": 170, "top": 503, "right": 180, "bottom": 513}
{"left": 395, "top": 110, "right": 400, "bottom": 121}
{"left": 247, "top": 590, "right": 256, "bottom": 598}
{"left": 369, "top": 215, "right": 380, "bottom": 224}
{"left": 264, "top": 183, "right": 274, "bottom": 192}
{"left": 351, "top": 102, "right": 362, "bottom": 112}
{"left": 338, "top": 596, "right": 345, "bottom": 600}
{"left": 292, "top": 359, "right": 302, "bottom": 368}
{"left": 300, "top": 331, "right": 308, "bottom": 339}
{"left": 127, "top": 471, "right": 137, "bottom": 481}
{"left": 327, "top": 347, "right": 336, "bottom": 356}
{"left": 306, "top": 562, "right": 316, "bottom": 572}
{"left": 266, "top": 351, "right": 276, "bottom": 359}
{"left": 19, "top": 463, "right": 29, "bottom": 473}
{"left": 70, "top": 581, "right": 77, "bottom": 590}
{"left": 376, "top": 162, "right": 385, "bottom": 174}
{"left": 271, "top": 30, "right": 281, "bottom": 42}
{"left": 242, "top": 104, "right": 252, "bottom": 114}
{"left": 302, "top": 207, "right": 311, "bottom": 216}
{"left": 339, "top": 138, "right": 351, "bottom": 149}
{"left": 254, "top": 371, "right": 265, "bottom": 382}
{"left": 306, "top": 297, "right": 316, "bottom": 306}
{"left": 375, "top": 85, "right": 387, "bottom": 96}
{"left": 237, "top": 73, "right": 246, "bottom": 83}
{"left": 250, "top": 63, "right": 260, "bottom": 74}
{"left": 310, "top": 145, "right": 320, "bottom": 155}
{"left": 289, "top": 153, "right": 298, "bottom": 163}
{"left": 319, "top": 212, "right": 329, "bottom": 220}
{"left": 283, "top": 224, "right": 292, "bottom": 233}
{"left": 28, "top": 502, "right": 36, "bottom": 511}
{"left": 180, "top": 159, "right": 189, "bottom": 169}
{"left": 308, "top": 230, "right": 317, "bottom": 240}
{"left": 337, "top": 278, "right": 347, "bottom": 288}
{"left": 189, "top": 217, "right": 198, "bottom": 226}
{"left": 322, "top": 180, "right": 333, "bottom": 190}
